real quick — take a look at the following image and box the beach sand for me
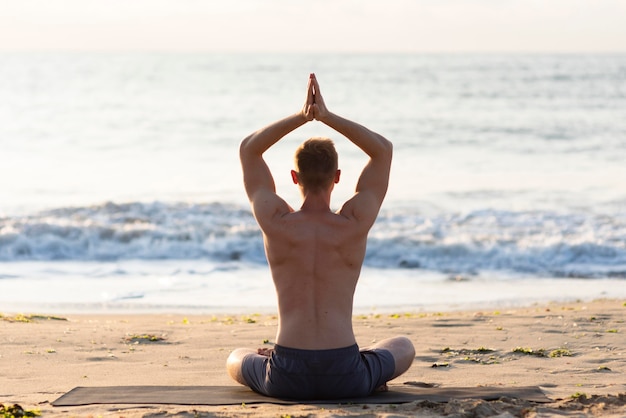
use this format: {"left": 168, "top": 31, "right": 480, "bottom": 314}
{"left": 1, "top": 299, "right": 625, "bottom": 417}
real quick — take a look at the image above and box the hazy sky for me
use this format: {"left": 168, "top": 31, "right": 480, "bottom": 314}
{"left": 1, "top": 0, "right": 625, "bottom": 52}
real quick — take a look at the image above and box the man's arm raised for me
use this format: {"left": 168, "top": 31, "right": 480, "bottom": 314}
{"left": 240, "top": 113, "right": 308, "bottom": 224}
{"left": 326, "top": 113, "right": 393, "bottom": 224}
{"left": 240, "top": 113, "right": 308, "bottom": 197}
{"left": 310, "top": 75, "right": 392, "bottom": 224}
{"left": 240, "top": 75, "right": 315, "bottom": 203}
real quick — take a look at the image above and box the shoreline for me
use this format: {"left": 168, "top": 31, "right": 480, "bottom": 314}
{"left": 3, "top": 265, "right": 625, "bottom": 317}
{"left": 1, "top": 291, "right": 624, "bottom": 318}
{"left": 1, "top": 299, "right": 625, "bottom": 417}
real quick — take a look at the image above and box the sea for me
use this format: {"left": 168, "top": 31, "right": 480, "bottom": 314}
{"left": 1, "top": 53, "right": 625, "bottom": 314}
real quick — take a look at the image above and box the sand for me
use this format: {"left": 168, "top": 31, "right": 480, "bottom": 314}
{"left": 1, "top": 299, "right": 625, "bottom": 417}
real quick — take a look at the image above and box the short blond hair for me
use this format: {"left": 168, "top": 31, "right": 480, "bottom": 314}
{"left": 294, "top": 138, "right": 338, "bottom": 192}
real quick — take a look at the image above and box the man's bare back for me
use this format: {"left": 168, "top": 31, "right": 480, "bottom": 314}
{"left": 266, "top": 209, "right": 368, "bottom": 349}
{"left": 226, "top": 74, "right": 414, "bottom": 399}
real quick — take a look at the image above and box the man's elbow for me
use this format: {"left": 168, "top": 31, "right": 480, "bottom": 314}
{"left": 384, "top": 138, "right": 393, "bottom": 154}
{"left": 379, "top": 136, "right": 393, "bottom": 160}
{"left": 239, "top": 134, "right": 255, "bottom": 159}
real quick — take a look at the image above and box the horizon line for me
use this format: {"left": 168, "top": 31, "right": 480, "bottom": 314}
{"left": 1, "top": 49, "right": 625, "bottom": 55}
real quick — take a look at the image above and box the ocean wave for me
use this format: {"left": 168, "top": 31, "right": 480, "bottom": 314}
{"left": 1, "top": 202, "right": 625, "bottom": 279}
{"left": 0, "top": 201, "right": 264, "bottom": 263}
{"left": 367, "top": 208, "right": 626, "bottom": 278}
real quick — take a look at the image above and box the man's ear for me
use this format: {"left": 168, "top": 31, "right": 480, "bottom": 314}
{"left": 290, "top": 170, "right": 299, "bottom": 185}
{"left": 334, "top": 169, "right": 341, "bottom": 184}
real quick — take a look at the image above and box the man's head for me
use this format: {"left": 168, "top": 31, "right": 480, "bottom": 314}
{"left": 292, "top": 137, "right": 340, "bottom": 193}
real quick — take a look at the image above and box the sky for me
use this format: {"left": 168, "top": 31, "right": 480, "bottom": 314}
{"left": 1, "top": 0, "right": 625, "bottom": 53}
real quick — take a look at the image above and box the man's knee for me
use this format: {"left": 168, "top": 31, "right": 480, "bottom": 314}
{"left": 394, "top": 336, "right": 416, "bottom": 371}
{"left": 395, "top": 336, "right": 415, "bottom": 355}
{"left": 226, "top": 348, "right": 255, "bottom": 386}
{"left": 375, "top": 336, "right": 415, "bottom": 378}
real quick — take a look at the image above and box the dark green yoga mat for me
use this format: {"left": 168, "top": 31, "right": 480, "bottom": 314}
{"left": 52, "top": 384, "right": 552, "bottom": 406}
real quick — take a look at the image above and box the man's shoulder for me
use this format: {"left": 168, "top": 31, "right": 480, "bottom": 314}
{"left": 338, "top": 191, "right": 384, "bottom": 228}
{"left": 250, "top": 191, "right": 293, "bottom": 227}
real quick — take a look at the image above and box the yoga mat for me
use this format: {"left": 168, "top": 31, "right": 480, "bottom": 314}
{"left": 52, "top": 384, "right": 551, "bottom": 406}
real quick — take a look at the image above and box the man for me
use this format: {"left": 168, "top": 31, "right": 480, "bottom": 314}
{"left": 227, "top": 74, "right": 415, "bottom": 400}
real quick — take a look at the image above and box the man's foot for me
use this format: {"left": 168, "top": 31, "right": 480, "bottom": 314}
{"left": 257, "top": 347, "right": 274, "bottom": 357}
{"left": 374, "top": 383, "right": 389, "bottom": 393}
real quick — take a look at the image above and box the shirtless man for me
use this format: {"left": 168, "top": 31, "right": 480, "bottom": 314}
{"left": 227, "top": 74, "right": 415, "bottom": 400}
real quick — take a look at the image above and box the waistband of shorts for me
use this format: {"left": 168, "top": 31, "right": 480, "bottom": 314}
{"left": 273, "top": 344, "right": 359, "bottom": 360}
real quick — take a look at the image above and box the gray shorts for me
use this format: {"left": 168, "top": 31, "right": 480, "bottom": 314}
{"left": 240, "top": 344, "right": 395, "bottom": 400}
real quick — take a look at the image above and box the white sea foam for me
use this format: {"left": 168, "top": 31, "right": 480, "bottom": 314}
{"left": 1, "top": 202, "right": 625, "bottom": 280}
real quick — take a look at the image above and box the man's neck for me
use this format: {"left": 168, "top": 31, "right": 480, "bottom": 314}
{"left": 300, "top": 190, "right": 332, "bottom": 212}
